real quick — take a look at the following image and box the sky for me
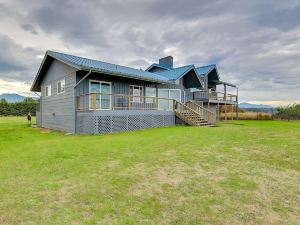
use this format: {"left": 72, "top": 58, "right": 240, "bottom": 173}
{"left": 0, "top": 0, "right": 299, "bottom": 106}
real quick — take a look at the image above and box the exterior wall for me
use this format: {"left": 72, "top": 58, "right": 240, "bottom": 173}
{"left": 76, "top": 72, "right": 184, "bottom": 96}
{"left": 77, "top": 110, "right": 175, "bottom": 134}
{"left": 36, "top": 111, "right": 41, "bottom": 126}
{"left": 40, "top": 60, "right": 77, "bottom": 132}
{"left": 75, "top": 72, "right": 187, "bottom": 109}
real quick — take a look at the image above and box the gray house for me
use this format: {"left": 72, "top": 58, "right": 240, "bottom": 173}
{"left": 31, "top": 51, "right": 238, "bottom": 134}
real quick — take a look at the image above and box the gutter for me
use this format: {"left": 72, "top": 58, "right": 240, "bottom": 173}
{"left": 74, "top": 70, "right": 92, "bottom": 134}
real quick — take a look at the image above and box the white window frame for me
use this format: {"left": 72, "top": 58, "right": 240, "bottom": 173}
{"left": 89, "top": 80, "right": 112, "bottom": 110}
{"left": 129, "top": 85, "right": 143, "bottom": 103}
{"left": 45, "top": 84, "right": 51, "bottom": 97}
{"left": 57, "top": 79, "right": 65, "bottom": 94}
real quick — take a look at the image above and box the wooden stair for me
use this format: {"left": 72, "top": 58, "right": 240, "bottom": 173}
{"left": 174, "top": 101, "right": 215, "bottom": 127}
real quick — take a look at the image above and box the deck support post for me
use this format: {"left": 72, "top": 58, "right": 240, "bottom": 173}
{"left": 92, "top": 93, "right": 96, "bottom": 110}
{"left": 208, "top": 102, "right": 210, "bottom": 122}
{"left": 236, "top": 87, "right": 239, "bottom": 120}
{"left": 128, "top": 96, "right": 131, "bottom": 110}
{"left": 225, "top": 103, "right": 227, "bottom": 121}
{"left": 231, "top": 104, "right": 234, "bottom": 120}
{"left": 217, "top": 103, "right": 220, "bottom": 121}
{"left": 224, "top": 84, "right": 227, "bottom": 101}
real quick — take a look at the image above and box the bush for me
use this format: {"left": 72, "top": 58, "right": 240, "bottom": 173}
{"left": 0, "top": 98, "right": 39, "bottom": 116}
{"left": 275, "top": 104, "right": 300, "bottom": 120}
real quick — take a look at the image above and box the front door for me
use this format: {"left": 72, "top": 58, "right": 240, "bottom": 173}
{"left": 90, "top": 81, "right": 112, "bottom": 109}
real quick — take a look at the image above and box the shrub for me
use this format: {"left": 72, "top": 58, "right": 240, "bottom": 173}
{"left": 275, "top": 104, "right": 300, "bottom": 120}
{"left": 0, "top": 98, "right": 39, "bottom": 116}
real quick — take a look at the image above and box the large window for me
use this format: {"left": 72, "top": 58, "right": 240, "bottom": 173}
{"left": 145, "top": 87, "right": 156, "bottom": 103}
{"left": 57, "top": 79, "right": 65, "bottom": 94}
{"left": 129, "top": 85, "right": 143, "bottom": 102}
{"left": 45, "top": 85, "right": 51, "bottom": 97}
{"left": 89, "top": 80, "right": 111, "bottom": 109}
{"left": 158, "top": 89, "right": 182, "bottom": 110}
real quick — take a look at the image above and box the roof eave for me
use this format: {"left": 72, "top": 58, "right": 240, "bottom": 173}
{"left": 80, "top": 67, "right": 173, "bottom": 84}
{"left": 30, "top": 51, "right": 81, "bottom": 92}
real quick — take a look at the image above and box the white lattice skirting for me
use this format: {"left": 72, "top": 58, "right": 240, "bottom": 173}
{"left": 77, "top": 110, "right": 175, "bottom": 134}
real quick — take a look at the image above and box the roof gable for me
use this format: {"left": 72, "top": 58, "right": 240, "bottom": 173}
{"left": 156, "top": 65, "right": 203, "bottom": 88}
{"left": 196, "top": 64, "right": 220, "bottom": 81}
{"left": 145, "top": 63, "right": 171, "bottom": 72}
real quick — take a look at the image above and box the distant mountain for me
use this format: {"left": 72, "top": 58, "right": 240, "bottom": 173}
{"left": 0, "top": 93, "right": 38, "bottom": 103}
{"left": 239, "top": 102, "right": 273, "bottom": 109}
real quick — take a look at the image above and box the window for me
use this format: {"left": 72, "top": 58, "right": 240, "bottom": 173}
{"left": 129, "top": 85, "right": 143, "bottom": 102}
{"left": 89, "top": 80, "right": 112, "bottom": 109}
{"left": 158, "top": 89, "right": 182, "bottom": 110}
{"left": 57, "top": 79, "right": 65, "bottom": 94}
{"left": 145, "top": 87, "right": 156, "bottom": 103}
{"left": 45, "top": 85, "right": 51, "bottom": 97}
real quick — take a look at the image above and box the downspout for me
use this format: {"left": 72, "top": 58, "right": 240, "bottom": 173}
{"left": 74, "top": 70, "right": 92, "bottom": 133}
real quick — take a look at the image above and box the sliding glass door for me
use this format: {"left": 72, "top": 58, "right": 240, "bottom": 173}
{"left": 90, "top": 80, "right": 112, "bottom": 109}
{"left": 158, "top": 89, "right": 182, "bottom": 110}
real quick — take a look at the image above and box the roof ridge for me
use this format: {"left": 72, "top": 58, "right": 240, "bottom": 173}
{"left": 172, "top": 64, "right": 194, "bottom": 70}
{"left": 196, "top": 64, "right": 216, "bottom": 69}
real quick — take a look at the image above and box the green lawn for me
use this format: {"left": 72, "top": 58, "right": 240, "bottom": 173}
{"left": 0, "top": 117, "right": 299, "bottom": 225}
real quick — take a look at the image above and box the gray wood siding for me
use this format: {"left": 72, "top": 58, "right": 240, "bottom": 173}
{"left": 40, "top": 60, "right": 77, "bottom": 132}
{"left": 76, "top": 72, "right": 185, "bottom": 97}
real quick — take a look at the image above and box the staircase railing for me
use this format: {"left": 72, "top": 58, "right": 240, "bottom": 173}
{"left": 174, "top": 101, "right": 204, "bottom": 126}
{"left": 186, "top": 100, "right": 216, "bottom": 124}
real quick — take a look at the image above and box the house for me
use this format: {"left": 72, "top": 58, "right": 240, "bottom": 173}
{"left": 31, "top": 51, "right": 238, "bottom": 134}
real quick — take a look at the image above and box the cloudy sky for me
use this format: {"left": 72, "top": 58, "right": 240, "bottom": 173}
{"left": 0, "top": 0, "right": 299, "bottom": 105}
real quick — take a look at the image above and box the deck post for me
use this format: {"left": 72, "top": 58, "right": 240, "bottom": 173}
{"left": 128, "top": 96, "right": 131, "bottom": 110}
{"left": 92, "top": 93, "right": 96, "bottom": 109}
{"left": 225, "top": 103, "right": 227, "bottom": 121}
{"left": 224, "top": 84, "right": 227, "bottom": 101}
{"left": 217, "top": 103, "right": 220, "bottom": 121}
{"left": 208, "top": 102, "right": 210, "bottom": 122}
{"left": 152, "top": 97, "right": 155, "bottom": 110}
{"left": 231, "top": 104, "right": 234, "bottom": 120}
{"left": 236, "top": 87, "right": 239, "bottom": 120}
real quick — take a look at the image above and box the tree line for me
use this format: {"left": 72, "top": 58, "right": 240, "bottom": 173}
{"left": 0, "top": 98, "right": 39, "bottom": 116}
{"left": 275, "top": 104, "right": 300, "bottom": 120}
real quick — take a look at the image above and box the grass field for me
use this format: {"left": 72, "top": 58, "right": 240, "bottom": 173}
{"left": 0, "top": 117, "right": 299, "bottom": 225}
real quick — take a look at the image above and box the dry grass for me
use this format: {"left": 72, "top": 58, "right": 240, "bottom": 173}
{"left": 220, "top": 112, "right": 273, "bottom": 120}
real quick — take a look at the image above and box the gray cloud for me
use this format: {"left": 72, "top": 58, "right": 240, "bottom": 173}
{"left": 0, "top": 35, "right": 42, "bottom": 81}
{"left": 0, "top": 0, "right": 299, "bottom": 102}
{"left": 20, "top": 23, "right": 38, "bottom": 35}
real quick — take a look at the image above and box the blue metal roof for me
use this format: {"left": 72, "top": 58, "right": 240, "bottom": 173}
{"left": 196, "top": 64, "right": 216, "bottom": 76}
{"left": 156, "top": 65, "right": 194, "bottom": 80}
{"left": 145, "top": 63, "right": 171, "bottom": 72}
{"left": 47, "top": 51, "right": 171, "bottom": 83}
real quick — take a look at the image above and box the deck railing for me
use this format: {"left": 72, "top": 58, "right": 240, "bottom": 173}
{"left": 193, "top": 91, "right": 237, "bottom": 103}
{"left": 186, "top": 100, "right": 216, "bottom": 124}
{"left": 76, "top": 93, "right": 176, "bottom": 111}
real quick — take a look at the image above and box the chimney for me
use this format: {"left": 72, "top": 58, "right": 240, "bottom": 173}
{"left": 159, "top": 56, "right": 173, "bottom": 69}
